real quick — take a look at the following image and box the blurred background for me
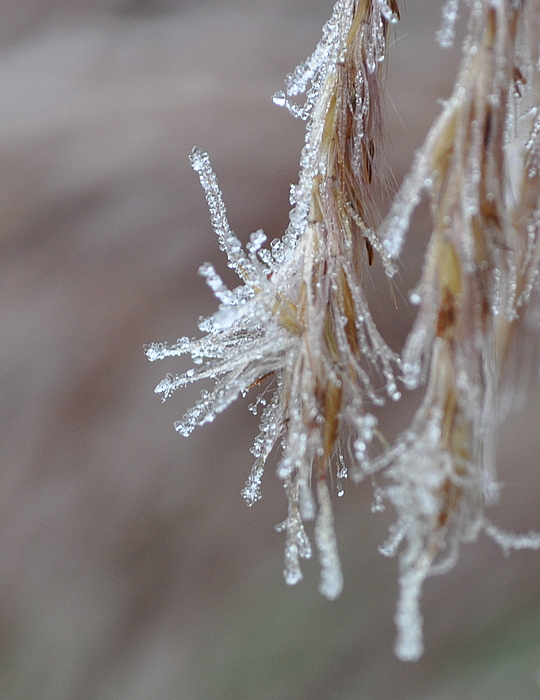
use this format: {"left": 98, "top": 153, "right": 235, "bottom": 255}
{"left": 1, "top": 1, "right": 540, "bottom": 698}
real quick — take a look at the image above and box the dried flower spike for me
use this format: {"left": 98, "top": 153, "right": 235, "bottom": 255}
{"left": 376, "top": 0, "right": 540, "bottom": 661}
{"left": 145, "top": 0, "right": 401, "bottom": 601}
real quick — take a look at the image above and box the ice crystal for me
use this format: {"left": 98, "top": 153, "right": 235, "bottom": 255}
{"left": 146, "top": 0, "right": 540, "bottom": 663}
{"left": 437, "top": 0, "right": 461, "bottom": 48}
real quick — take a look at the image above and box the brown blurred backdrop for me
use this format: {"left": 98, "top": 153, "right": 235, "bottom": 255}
{"left": 1, "top": 1, "right": 540, "bottom": 698}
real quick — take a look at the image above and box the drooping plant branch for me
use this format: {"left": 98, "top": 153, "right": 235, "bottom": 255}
{"left": 145, "top": 0, "right": 540, "bottom": 660}
{"left": 374, "top": 0, "right": 540, "bottom": 660}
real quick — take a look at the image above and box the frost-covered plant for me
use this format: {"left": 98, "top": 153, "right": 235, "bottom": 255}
{"left": 374, "top": 0, "right": 540, "bottom": 660}
{"left": 145, "top": 0, "right": 540, "bottom": 661}
{"left": 146, "top": 0, "right": 401, "bottom": 601}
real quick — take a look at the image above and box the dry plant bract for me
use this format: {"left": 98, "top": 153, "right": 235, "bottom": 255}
{"left": 145, "top": 0, "right": 540, "bottom": 660}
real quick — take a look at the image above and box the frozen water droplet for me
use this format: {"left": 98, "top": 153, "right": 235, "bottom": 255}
{"left": 247, "top": 229, "right": 267, "bottom": 253}
{"left": 272, "top": 91, "right": 287, "bottom": 107}
{"left": 436, "top": 0, "right": 460, "bottom": 48}
{"left": 212, "top": 306, "right": 237, "bottom": 329}
{"left": 289, "top": 184, "right": 298, "bottom": 205}
{"left": 284, "top": 567, "right": 302, "bottom": 585}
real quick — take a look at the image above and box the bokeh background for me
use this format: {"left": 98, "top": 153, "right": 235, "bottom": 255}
{"left": 1, "top": 1, "right": 540, "bottom": 698}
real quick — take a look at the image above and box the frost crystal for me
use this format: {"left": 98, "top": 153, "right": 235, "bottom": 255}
{"left": 437, "top": 0, "right": 461, "bottom": 48}
{"left": 146, "top": 0, "right": 540, "bottom": 662}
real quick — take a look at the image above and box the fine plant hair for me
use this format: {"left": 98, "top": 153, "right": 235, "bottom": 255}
{"left": 145, "top": 0, "right": 540, "bottom": 661}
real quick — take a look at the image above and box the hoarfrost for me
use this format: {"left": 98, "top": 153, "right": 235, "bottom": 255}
{"left": 315, "top": 479, "right": 344, "bottom": 599}
{"left": 437, "top": 0, "right": 461, "bottom": 48}
{"left": 484, "top": 522, "right": 540, "bottom": 555}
